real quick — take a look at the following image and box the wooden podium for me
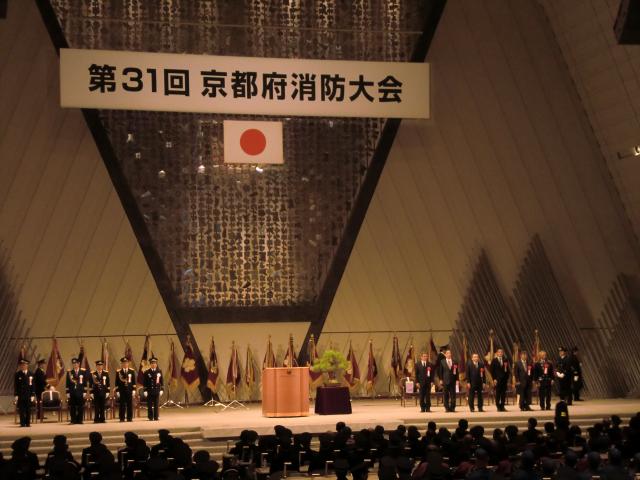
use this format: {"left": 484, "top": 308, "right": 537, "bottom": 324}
{"left": 262, "top": 367, "right": 309, "bottom": 417}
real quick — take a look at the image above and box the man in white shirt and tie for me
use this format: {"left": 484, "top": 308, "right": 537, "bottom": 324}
{"left": 439, "top": 349, "right": 459, "bottom": 412}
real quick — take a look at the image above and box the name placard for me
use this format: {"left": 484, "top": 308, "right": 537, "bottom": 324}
{"left": 60, "top": 48, "right": 430, "bottom": 119}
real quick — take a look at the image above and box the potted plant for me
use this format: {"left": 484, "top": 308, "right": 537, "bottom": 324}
{"left": 311, "top": 349, "right": 349, "bottom": 385}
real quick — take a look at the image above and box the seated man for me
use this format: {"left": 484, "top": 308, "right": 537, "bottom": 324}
{"left": 81, "top": 432, "right": 114, "bottom": 480}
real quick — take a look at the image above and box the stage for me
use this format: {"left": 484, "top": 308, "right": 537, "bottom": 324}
{"left": 0, "top": 398, "right": 638, "bottom": 450}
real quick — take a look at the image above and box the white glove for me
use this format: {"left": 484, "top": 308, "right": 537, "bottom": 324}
{"left": 66, "top": 393, "right": 70, "bottom": 399}
{"left": 83, "top": 393, "right": 87, "bottom": 398}
{"left": 143, "top": 391, "right": 148, "bottom": 398}
{"left": 14, "top": 396, "right": 18, "bottom": 404}
{"left": 573, "top": 376, "right": 579, "bottom": 382}
{"left": 556, "top": 372, "right": 565, "bottom": 378}
{"left": 90, "top": 394, "right": 94, "bottom": 400}
{"left": 30, "top": 396, "right": 35, "bottom": 403}
{"left": 106, "top": 393, "right": 110, "bottom": 399}
{"left": 116, "top": 392, "right": 120, "bottom": 399}
{"left": 160, "top": 391, "right": 164, "bottom": 397}
{"left": 132, "top": 390, "right": 136, "bottom": 397}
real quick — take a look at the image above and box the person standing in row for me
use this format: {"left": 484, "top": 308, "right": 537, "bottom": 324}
{"left": 415, "top": 352, "right": 433, "bottom": 413}
{"left": 466, "top": 353, "right": 486, "bottom": 412}
{"left": 116, "top": 357, "right": 136, "bottom": 422}
{"left": 91, "top": 360, "right": 110, "bottom": 423}
{"left": 534, "top": 350, "right": 553, "bottom": 410}
{"left": 439, "top": 349, "right": 458, "bottom": 413}
{"left": 143, "top": 357, "right": 164, "bottom": 421}
{"left": 490, "top": 348, "right": 510, "bottom": 412}
{"left": 14, "top": 359, "right": 35, "bottom": 427}
{"left": 555, "top": 346, "right": 573, "bottom": 406}
{"left": 514, "top": 351, "right": 533, "bottom": 411}
{"left": 570, "top": 346, "right": 584, "bottom": 402}
{"left": 34, "top": 358, "right": 47, "bottom": 421}
{"left": 66, "top": 357, "right": 88, "bottom": 424}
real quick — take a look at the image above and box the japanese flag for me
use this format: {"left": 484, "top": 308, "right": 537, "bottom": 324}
{"left": 224, "top": 120, "right": 284, "bottom": 164}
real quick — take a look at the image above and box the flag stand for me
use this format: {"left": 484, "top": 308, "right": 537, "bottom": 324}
{"left": 160, "top": 382, "right": 183, "bottom": 409}
{"left": 203, "top": 390, "right": 228, "bottom": 409}
{"left": 218, "top": 384, "right": 247, "bottom": 411}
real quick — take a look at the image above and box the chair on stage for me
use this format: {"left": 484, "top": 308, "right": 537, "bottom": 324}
{"left": 400, "top": 377, "right": 419, "bottom": 407}
{"left": 14, "top": 399, "right": 36, "bottom": 425}
{"left": 135, "top": 387, "right": 148, "bottom": 418}
{"left": 39, "top": 388, "right": 62, "bottom": 423}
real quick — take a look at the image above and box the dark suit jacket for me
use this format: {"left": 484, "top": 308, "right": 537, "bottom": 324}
{"left": 416, "top": 361, "right": 434, "bottom": 385}
{"left": 34, "top": 368, "right": 47, "bottom": 397}
{"left": 514, "top": 360, "right": 533, "bottom": 387}
{"left": 466, "top": 361, "right": 486, "bottom": 387}
{"left": 143, "top": 368, "right": 164, "bottom": 395}
{"left": 490, "top": 357, "right": 511, "bottom": 384}
{"left": 439, "top": 359, "right": 459, "bottom": 386}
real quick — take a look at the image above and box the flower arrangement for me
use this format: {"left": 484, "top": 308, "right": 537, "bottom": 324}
{"left": 311, "top": 349, "right": 349, "bottom": 384}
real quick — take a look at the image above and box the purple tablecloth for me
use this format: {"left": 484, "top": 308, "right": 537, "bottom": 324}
{"left": 314, "top": 386, "right": 352, "bottom": 415}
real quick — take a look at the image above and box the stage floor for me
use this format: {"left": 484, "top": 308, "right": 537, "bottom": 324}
{"left": 1, "top": 398, "right": 639, "bottom": 440}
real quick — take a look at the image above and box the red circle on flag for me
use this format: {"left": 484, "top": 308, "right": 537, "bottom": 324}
{"left": 240, "top": 129, "right": 267, "bottom": 156}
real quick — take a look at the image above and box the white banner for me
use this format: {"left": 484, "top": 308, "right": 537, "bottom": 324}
{"left": 59, "top": 48, "right": 429, "bottom": 119}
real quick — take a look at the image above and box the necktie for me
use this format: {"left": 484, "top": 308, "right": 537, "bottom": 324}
{"left": 422, "top": 362, "right": 426, "bottom": 367}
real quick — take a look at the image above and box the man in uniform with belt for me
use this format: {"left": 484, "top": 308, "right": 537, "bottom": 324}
{"left": 555, "top": 346, "right": 573, "bottom": 406}
{"left": 116, "top": 357, "right": 136, "bottom": 422}
{"left": 66, "top": 357, "right": 88, "bottom": 424}
{"left": 14, "top": 359, "right": 35, "bottom": 427}
{"left": 91, "top": 360, "right": 110, "bottom": 423}
{"left": 143, "top": 357, "right": 164, "bottom": 421}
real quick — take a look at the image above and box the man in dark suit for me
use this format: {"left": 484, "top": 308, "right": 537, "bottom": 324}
{"left": 570, "top": 346, "right": 584, "bottom": 401}
{"left": 143, "top": 357, "right": 164, "bottom": 421}
{"left": 415, "top": 352, "right": 434, "bottom": 412}
{"left": 439, "top": 349, "right": 458, "bottom": 412}
{"left": 14, "top": 359, "right": 35, "bottom": 427}
{"left": 534, "top": 350, "right": 553, "bottom": 410}
{"left": 116, "top": 357, "right": 136, "bottom": 422}
{"left": 555, "top": 346, "right": 573, "bottom": 405}
{"left": 90, "top": 360, "right": 110, "bottom": 423}
{"left": 514, "top": 351, "right": 533, "bottom": 411}
{"left": 66, "top": 357, "right": 88, "bottom": 424}
{"left": 466, "top": 353, "right": 486, "bottom": 412}
{"left": 490, "top": 348, "right": 510, "bottom": 411}
{"left": 34, "top": 358, "right": 47, "bottom": 421}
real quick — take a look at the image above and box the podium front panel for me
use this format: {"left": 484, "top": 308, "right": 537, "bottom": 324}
{"left": 262, "top": 367, "right": 309, "bottom": 417}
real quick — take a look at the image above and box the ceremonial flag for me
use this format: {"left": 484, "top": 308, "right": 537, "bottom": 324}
{"left": 78, "top": 342, "right": 91, "bottom": 372}
{"left": 429, "top": 334, "right": 438, "bottom": 364}
{"left": 45, "top": 337, "right": 65, "bottom": 386}
{"left": 206, "top": 337, "right": 219, "bottom": 392}
{"left": 17, "top": 342, "right": 28, "bottom": 364}
{"left": 101, "top": 339, "right": 110, "bottom": 372}
{"left": 226, "top": 341, "right": 241, "bottom": 394}
{"left": 307, "top": 334, "right": 323, "bottom": 388}
{"left": 283, "top": 334, "right": 298, "bottom": 367}
{"left": 403, "top": 344, "right": 415, "bottom": 378}
{"left": 245, "top": 345, "right": 256, "bottom": 389}
{"left": 532, "top": 329, "right": 540, "bottom": 362}
{"left": 365, "top": 340, "right": 378, "bottom": 393}
{"left": 180, "top": 335, "right": 200, "bottom": 392}
{"left": 344, "top": 340, "right": 360, "bottom": 388}
{"left": 459, "top": 332, "right": 468, "bottom": 382}
{"left": 484, "top": 330, "right": 495, "bottom": 384}
{"left": 167, "top": 339, "right": 180, "bottom": 388}
{"left": 124, "top": 339, "right": 136, "bottom": 372}
{"left": 391, "top": 335, "right": 402, "bottom": 381}
{"left": 512, "top": 341, "right": 520, "bottom": 387}
{"left": 263, "top": 335, "right": 276, "bottom": 370}
{"left": 137, "top": 334, "right": 152, "bottom": 385}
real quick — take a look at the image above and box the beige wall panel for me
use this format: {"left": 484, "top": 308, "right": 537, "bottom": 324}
{"left": 324, "top": 0, "right": 640, "bottom": 361}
